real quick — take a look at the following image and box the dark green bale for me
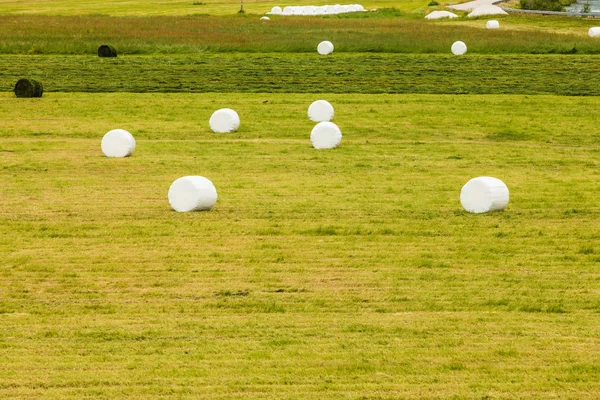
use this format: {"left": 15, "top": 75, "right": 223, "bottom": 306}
{"left": 98, "top": 45, "right": 117, "bottom": 58}
{"left": 14, "top": 79, "right": 44, "bottom": 98}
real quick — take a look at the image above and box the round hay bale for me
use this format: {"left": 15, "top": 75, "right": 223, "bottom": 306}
{"left": 98, "top": 44, "right": 117, "bottom": 58}
{"left": 260, "top": 16, "right": 270, "bottom": 20}
{"left": 101, "top": 129, "right": 136, "bottom": 158}
{"left": 209, "top": 108, "right": 240, "bottom": 133}
{"left": 460, "top": 176, "right": 509, "bottom": 213}
{"left": 589, "top": 27, "right": 600, "bottom": 37}
{"left": 168, "top": 176, "right": 218, "bottom": 212}
{"left": 308, "top": 100, "right": 334, "bottom": 122}
{"left": 271, "top": 6, "right": 282, "bottom": 14}
{"left": 317, "top": 40, "right": 334, "bottom": 55}
{"left": 311, "top": 121, "right": 342, "bottom": 149}
{"left": 14, "top": 79, "right": 44, "bottom": 98}
{"left": 486, "top": 20, "right": 500, "bottom": 29}
{"left": 451, "top": 41, "right": 467, "bottom": 55}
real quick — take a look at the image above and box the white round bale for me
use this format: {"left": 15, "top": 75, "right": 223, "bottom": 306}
{"left": 209, "top": 108, "right": 240, "bottom": 133}
{"left": 486, "top": 20, "right": 500, "bottom": 29}
{"left": 101, "top": 129, "right": 136, "bottom": 158}
{"left": 168, "top": 176, "right": 218, "bottom": 212}
{"left": 308, "top": 100, "right": 334, "bottom": 122}
{"left": 317, "top": 40, "right": 334, "bottom": 55}
{"left": 310, "top": 121, "right": 342, "bottom": 149}
{"left": 271, "top": 6, "right": 282, "bottom": 14}
{"left": 451, "top": 41, "right": 467, "bottom": 55}
{"left": 589, "top": 27, "right": 600, "bottom": 37}
{"left": 460, "top": 176, "right": 509, "bottom": 214}
{"left": 260, "top": 16, "right": 270, "bottom": 21}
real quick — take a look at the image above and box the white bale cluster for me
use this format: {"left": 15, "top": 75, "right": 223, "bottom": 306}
{"left": 460, "top": 177, "right": 509, "bottom": 214}
{"left": 451, "top": 41, "right": 467, "bottom": 55}
{"left": 308, "top": 100, "right": 334, "bottom": 122}
{"left": 268, "top": 4, "right": 365, "bottom": 15}
{"left": 209, "top": 108, "right": 240, "bottom": 133}
{"left": 101, "top": 129, "right": 136, "bottom": 158}
{"left": 311, "top": 121, "right": 342, "bottom": 149}
{"left": 589, "top": 27, "right": 600, "bottom": 37}
{"left": 486, "top": 20, "right": 500, "bottom": 29}
{"left": 425, "top": 11, "right": 459, "bottom": 19}
{"left": 317, "top": 40, "right": 334, "bottom": 55}
{"left": 168, "top": 176, "right": 218, "bottom": 212}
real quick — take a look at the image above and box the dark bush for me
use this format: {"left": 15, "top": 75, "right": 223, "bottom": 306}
{"left": 428, "top": 0, "right": 439, "bottom": 5}
{"left": 14, "top": 79, "right": 43, "bottom": 98}
{"left": 519, "top": 0, "right": 564, "bottom": 11}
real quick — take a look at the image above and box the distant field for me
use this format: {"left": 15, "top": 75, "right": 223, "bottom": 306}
{"left": 0, "top": 14, "right": 599, "bottom": 55}
{"left": 1, "top": 92, "right": 600, "bottom": 398}
{"left": 0, "top": 0, "right": 421, "bottom": 15}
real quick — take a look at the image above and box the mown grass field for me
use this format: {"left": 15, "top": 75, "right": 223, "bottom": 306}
{"left": 2, "top": 1, "right": 600, "bottom": 398}
{"left": 1, "top": 92, "right": 600, "bottom": 398}
{"left": 2, "top": 54, "right": 600, "bottom": 95}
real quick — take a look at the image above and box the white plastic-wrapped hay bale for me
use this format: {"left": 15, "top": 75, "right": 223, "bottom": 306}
{"left": 589, "top": 27, "right": 600, "bottom": 37}
{"left": 168, "top": 176, "right": 218, "bottom": 212}
{"left": 101, "top": 129, "right": 136, "bottom": 158}
{"left": 467, "top": 5, "right": 508, "bottom": 17}
{"left": 270, "top": 6, "right": 282, "bottom": 14}
{"left": 486, "top": 20, "right": 500, "bottom": 29}
{"left": 425, "top": 11, "right": 459, "bottom": 19}
{"left": 317, "top": 40, "right": 334, "bottom": 55}
{"left": 308, "top": 100, "right": 334, "bottom": 122}
{"left": 311, "top": 121, "right": 342, "bottom": 149}
{"left": 209, "top": 108, "right": 240, "bottom": 133}
{"left": 260, "top": 16, "right": 270, "bottom": 20}
{"left": 460, "top": 176, "right": 509, "bottom": 214}
{"left": 451, "top": 41, "right": 467, "bottom": 55}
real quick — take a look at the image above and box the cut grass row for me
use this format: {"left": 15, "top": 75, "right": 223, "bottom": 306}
{"left": 1, "top": 92, "right": 600, "bottom": 398}
{"left": 1, "top": 14, "right": 599, "bottom": 55}
{"left": 2, "top": 53, "right": 600, "bottom": 95}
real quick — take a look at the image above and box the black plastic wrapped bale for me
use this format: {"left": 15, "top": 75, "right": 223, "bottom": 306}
{"left": 98, "top": 44, "right": 117, "bottom": 57}
{"left": 14, "top": 79, "right": 44, "bottom": 98}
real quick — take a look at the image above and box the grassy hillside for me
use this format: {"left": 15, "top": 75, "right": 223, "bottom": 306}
{"left": 1, "top": 92, "right": 599, "bottom": 398}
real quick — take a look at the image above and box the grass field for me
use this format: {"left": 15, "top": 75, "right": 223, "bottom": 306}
{"left": 1, "top": 92, "right": 600, "bottom": 398}
{"left": 3, "top": 54, "right": 600, "bottom": 95}
{"left": 2, "top": 1, "right": 600, "bottom": 398}
{"left": 1, "top": 14, "right": 599, "bottom": 55}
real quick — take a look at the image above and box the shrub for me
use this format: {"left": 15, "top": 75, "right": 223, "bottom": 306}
{"left": 428, "top": 0, "right": 439, "bottom": 5}
{"left": 519, "top": 0, "right": 564, "bottom": 11}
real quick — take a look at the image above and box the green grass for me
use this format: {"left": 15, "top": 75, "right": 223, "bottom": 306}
{"left": 1, "top": 14, "right": 599, "bottom": 55}
{"left": 1, "top": 92, "right": 600, "bottom": 398}
{"left": 2, "top": 53, "right": 600, "bottom": 95}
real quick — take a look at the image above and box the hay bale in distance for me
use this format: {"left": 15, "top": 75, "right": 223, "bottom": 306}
{"left": 589, "top": 27, "right": 600, "bottom": 37}
{"left": 101, "top": 129, "right": 136, "bottom": 157}
{"left": 98, "top": 45, "right": 117, "bottom": 58}
{"left": 486, "top": 20, "right": 500, "bottom": 29}
{"left": 460, "top": 176, "right": 509, "bottom": 213}
{"left": 451, "top": 41, "right": 467, "bottom": 55}
{"left": 209, "top": 108, "right": 240, "bottom": 133}
{"left": 425, "top": 11, "right": 458, "bottom": 19}
{"left": 311, "top": 121, "right": 342, "bottom": 149}
{"left": 317, "top": 41, "right": 334, "bottom": 55}
{"left": 308, "top": 100, "right": 334, "bottom": 122}
{"left": 168, "top": 176, "right": 218, "bottom": 212}
{"left": 260, "top": 16, "right": 270, "bottom": 20}
{"left": 14, "top": 79, "right": 44, "bottom": 98}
